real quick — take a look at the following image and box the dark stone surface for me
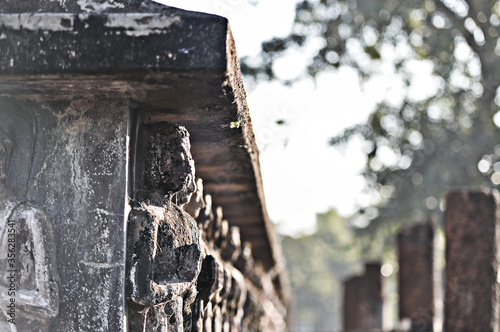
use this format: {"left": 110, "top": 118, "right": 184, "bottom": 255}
{"left": 0, "top": 3, "right": 227, "bottom": 73}
{"left": 0, "top": 0, "right": 149, "bottom": 13}
{"left": 0, "top": 84, "right": 288, "bottom": 332}
{"left": 0, "top": 2, "right": 290, "bottom": 330}
{"left": 0, "top": 29, "right": 283, "bottom": 282}
{"left": 133, "top": 123, "right": 195, "bottom": 202}
{"left": 343, "top": 263, "right": 383, "bottom": 331}
{"left": 126, "top": 123, "right": 202, "bottom": 331}
{"left": 444, "top": 190, "right": 499, "bottom": 332}
{"left": 220, "top": 226, "right": 241, "bottom": 262}
{"left": 398, "top": 220, "right": 436, "bottom": 331}
{"left": 0, "top": 96, "right": 128, "bottom": 331}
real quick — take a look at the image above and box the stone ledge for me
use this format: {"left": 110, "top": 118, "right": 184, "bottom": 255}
{"left": 0, "top": 5, "right": 227, "bottom": 73}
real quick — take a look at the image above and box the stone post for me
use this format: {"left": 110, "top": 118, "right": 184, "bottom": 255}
{"left": 343, "top": 262, "right": 383, "bottom": 331}
{"left": 398, "top": 220, "right": 436, "bottom": 331}
{"left": 444, "top": 190, "right": 499, "bottom": 331}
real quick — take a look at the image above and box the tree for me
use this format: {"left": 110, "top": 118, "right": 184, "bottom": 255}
{"left": 243, "top": 0, "right": 500, "bottom": 248}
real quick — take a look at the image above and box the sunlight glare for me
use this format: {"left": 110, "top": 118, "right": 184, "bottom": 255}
{"left": 381, "top": 263, "right": 393, "bottom": 277}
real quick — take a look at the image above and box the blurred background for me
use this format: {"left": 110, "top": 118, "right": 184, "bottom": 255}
{"left": 159, "top": 1, "right": 500, "bottom": 330}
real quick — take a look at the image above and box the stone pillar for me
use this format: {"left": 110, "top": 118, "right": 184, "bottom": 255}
{"left": 444, "top": 190, "right": 499, "bottom": 332}
{"left": 398, "top": 220, "right": 435, "bottom": 331}
{"left": 343, "top": 263, "right": 383, "bottom": 331}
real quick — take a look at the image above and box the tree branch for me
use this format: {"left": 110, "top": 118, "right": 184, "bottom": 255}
{"left": 435, "top": 0, "right": 486, "bottom": 75}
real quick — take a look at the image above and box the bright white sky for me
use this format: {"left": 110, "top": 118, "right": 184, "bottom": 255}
{"left": 157, "top": 0, "right": 377, "bottom": 235}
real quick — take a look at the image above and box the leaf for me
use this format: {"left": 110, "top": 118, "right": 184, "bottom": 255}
{"left": 364, "top": 45, "right": 381, "bottom": 59}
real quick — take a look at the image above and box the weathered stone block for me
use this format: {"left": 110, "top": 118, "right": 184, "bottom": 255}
{"left": 343, "top": 263, "right": 383, "bottom": 331}
{"left": 398, "top": 220, "right": 436, "bottom": 331}
{"left": 444, "top": 190, "right": 499, "bottom": 332}
{"left": 0, "top": 1, "right": 290, "bottom": 330}
{"left": 0, "top": 99, "right": 128, "bottom": 331}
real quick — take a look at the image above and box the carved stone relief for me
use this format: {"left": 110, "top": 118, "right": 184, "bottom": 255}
{"left": 0, "top": 125, "right": 59, "bottom": 332}
{"left": 126, "top": 123, "right": 204, "bottom": 332}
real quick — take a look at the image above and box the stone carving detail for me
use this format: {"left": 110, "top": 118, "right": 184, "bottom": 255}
{"left": 183, "top": 178, "right": 205, "bottom": 219}
{"left": 186, "top": 190, "right": 287, "bottom": 332}
{"left": 126, "top": 122, "right": 286, "bottom": 331}
{"left": 0, "top": 127, "right": 59, "bottom": 332}
{"left": 126, "top": 123, "right": 203, "bottom": 332}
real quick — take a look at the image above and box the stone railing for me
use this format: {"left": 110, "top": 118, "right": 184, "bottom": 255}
{"left": 343, "top": 190, "right": 499, "bottom": 332}
{"left": 0, "top": 1, "right": 289, "bottom": 331}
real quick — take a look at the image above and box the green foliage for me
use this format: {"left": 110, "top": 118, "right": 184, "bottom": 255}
{"left": 243, "top": 0, "right": 500, "bottom": 245}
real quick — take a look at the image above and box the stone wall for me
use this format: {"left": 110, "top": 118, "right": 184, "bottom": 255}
{"left": 0, "top": 99, "right": 129, "bottom": 331}
{"left": 0, "top": 1, "right": 289, "bottom": 331}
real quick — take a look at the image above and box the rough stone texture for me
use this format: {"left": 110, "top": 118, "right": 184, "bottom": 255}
{"left": 0, "top": 101, "right": 287, "bottom": 332}
{"left": 0, "top": 1, "right": 289, "bottom": 330}
{"left": 0, "top": 161, "right": 60, "bottom": 331}
{"left": 398, "top": 220, "right": 436, "bottom": 332}
{"left": 126, "top": 123, "right": 203, "bottom": 332}
{"left": 444, "top": 190, "right": 499, "bottom": 332}
{"left": 0, "top": 3, "right": 227, "bottom": 73}
{"left": 184, "top": 178, "right": 205, "bottom": 219}
{"left": 0, "top": 0, "right": 288, "bottom": 288}
{"left": 343, "top": 263, "right": 383, "bottom": 331}
{"left": 187, "top": 188, "right": 287, "bottom": 332}
{"left": 0, "top": 117, "right": 60, "bottom": 332}
{"left": 0, "top": 69, "right": 284, "bottom": 281}
{"left": 0, "top": 96, "right": 128, "bottom": 331}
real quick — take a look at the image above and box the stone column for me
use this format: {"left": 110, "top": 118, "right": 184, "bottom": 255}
{"left": 398, "top": 220, "right": 436, "bottom": 331}
{"left": 444, "top": 190, "right": 499, "bottom": 332}
{"left": 343, "top": 263, "right": 383, "bottom": 331}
